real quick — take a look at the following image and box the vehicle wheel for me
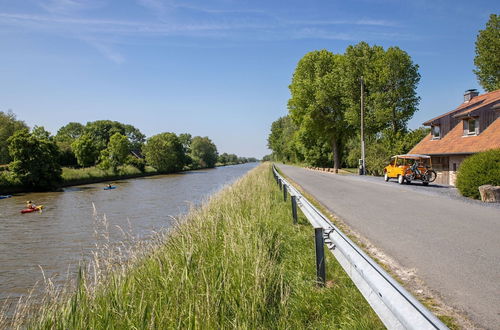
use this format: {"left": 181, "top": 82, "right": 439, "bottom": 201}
{"left": 426, "top": 170, "right": 437, "bottom": 182}
{"left": 423, "top": 182, "right": 429, "bottom": 186}
{"left": 384, "top": 173, "right": 389, "bottom": 182}
{"left": 404, "top": 169, "right": 414, "bottom": 183}
{"left": 398, "top": 175, "right": 404, "bottom": 184}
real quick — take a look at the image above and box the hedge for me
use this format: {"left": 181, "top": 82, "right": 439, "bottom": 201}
{"left": 456, "top": 149, "right": 500, "bottom": 199}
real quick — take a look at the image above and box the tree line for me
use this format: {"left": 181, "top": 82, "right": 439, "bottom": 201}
{"left": 268, "top": 14, "right": 499, "bottom": 174}
{"left": 267, "top": 42, "right": 427, "bottom": 174}
{"left": 0, "top": 112, "right": 256, "bottom": 189}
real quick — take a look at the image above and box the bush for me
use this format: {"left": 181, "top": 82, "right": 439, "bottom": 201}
{"left": 126, "top": 155, "right": 146, "bottom": 173}
{"left": 8, "top": 129, "right": 62, "bottom": 190}
{"left": 456, "top": 149, "right": 500, "bottom": 199}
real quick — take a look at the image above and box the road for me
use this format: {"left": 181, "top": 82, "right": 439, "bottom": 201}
{"left": 277, "top": 164, "right": 500, "bottom": 329}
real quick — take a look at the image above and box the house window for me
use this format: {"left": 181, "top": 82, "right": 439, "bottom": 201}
{"left": 431, "top": 125, "right": 440, "bottom": 139}
{"left": 463, "top": 118, "right": 478, "bottom": 136}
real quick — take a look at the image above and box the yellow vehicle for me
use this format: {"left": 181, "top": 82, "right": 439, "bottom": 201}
{"left": 383, "top": 154, "right": 436, "bottom": 185}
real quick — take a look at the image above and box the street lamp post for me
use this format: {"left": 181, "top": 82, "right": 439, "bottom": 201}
{"left": 360, "top": 76, "right": 366, "bottom": 175}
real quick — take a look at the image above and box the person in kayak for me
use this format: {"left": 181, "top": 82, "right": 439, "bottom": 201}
{"left": 26, "top": 200, "right": 37, "bottom": 209}
{"left": 106, "top": 184, "right": 113, "bottom": 189}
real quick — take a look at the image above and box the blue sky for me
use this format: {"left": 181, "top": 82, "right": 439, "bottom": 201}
{"left": 0, "top": 0, "right": 498, "bottom": 158}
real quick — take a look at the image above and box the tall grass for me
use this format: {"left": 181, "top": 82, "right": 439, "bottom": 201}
{"left": 61, "top": 165, "right": 156, "bottom": 185}
{"left": 13, "top": 163, "right": 382, "bottom": 329}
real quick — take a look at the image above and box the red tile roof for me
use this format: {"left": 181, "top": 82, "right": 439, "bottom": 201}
{"left": 423, "top": 89, "right": 500, "bottom": 125}
{"left": 410, "top": 117, "right": 500, "bottom": 155}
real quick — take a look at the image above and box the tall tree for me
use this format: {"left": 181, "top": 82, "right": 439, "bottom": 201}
{"left": 342, "top": 42, "right": 420, "bottom": 135}
{"left": 8, "top": 129, "right": 62, "bottom": 189}
{"left": 474, "top": 14, "right": 500, "bottom": 92}
{"left": 56, "top": 122, "right": 84, "bottom": 142}
{"left": 143, "top": 132, "right": 185, "bottom": 173}
{"left": 288, "top": 49, "right": 348, "bottom": 172}
{"left": 370, "top": 47, "right": 420, "bottom": 132}
{"left": 72, "top": 134, "right": 100, "bottom": 167}
{"left": 98, "top": 133, "right": 131, "bottom": 171}
{"left": 190, "top": 136, "right": 218, "bottom": 168}
{"left": 0, "top": 110, "right": 29, "bottom": 164}
{"left": 55, "top": 122, "right": 84, "bottom": 167}
{"left": 84, "top": 120, "right": 145, "bottom": 158}
{"left": 267, "top": 116, "right": 301, "bottom": 163}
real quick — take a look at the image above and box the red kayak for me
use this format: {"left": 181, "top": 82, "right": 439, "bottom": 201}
{"left": 21, "top": 205, "right": 44, "bottom": 214}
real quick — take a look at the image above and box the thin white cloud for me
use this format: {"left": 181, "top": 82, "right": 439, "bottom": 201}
{"left": 287, "top": 19, "right": 399, "bottom": 27}
{"left": 39, "top": 0, "right": 105, "bottom": 14}
{"left": 294, "top": 28, "right": 356, "bottom": 41}
{"left": 293, "top": 27, "right": 415, "bottom": 41}
{"left": 136, "top": 0, "right": 267, "bottom": 15}
{"left": 0, "top": 12, "right": 254, "bottom": 36}
{"left": 82, "top": 37, "right": 125, "bottom": 64}
{"left": 136, "top": 0, "right": 170, "bottom": 15}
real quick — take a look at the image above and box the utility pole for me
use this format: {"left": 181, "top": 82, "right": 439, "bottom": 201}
{"left": 360, "top": 76, "right": 366, "bottom": 175}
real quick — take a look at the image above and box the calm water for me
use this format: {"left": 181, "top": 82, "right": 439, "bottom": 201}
{"left": 0, "top": 163, "right": 257, "bottom": 312}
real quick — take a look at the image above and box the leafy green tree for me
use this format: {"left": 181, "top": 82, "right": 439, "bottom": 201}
{"left": 72, "top": 134, "right": 100, "bottom": 167}
{"left": 56, "top": 122, "right": 84, "bottom": 142}
{"left": 31, "top": 126, "right": 52, "bottom": 140}
{"left": 342, "top": 42, "right": 420, "bottom": 134}
{"left": 178, "top": 133, "right": 193, "bottom": 167}
{"left": 267, "top": 116, "right": 302, "bottom": 163}
{"left": 288, "top": 49, "right": 348, "bottom": 171}
{"left": 0, "top": 110, "right": 29, "bottom": 164}
{"left": 98, "top": 133, "right": 131, "bottom": 171}
{"left": 55, "top": 122, "right": 84, "bottom": 167}
{"left": 8, "top": 129, "right": 62, "bottom": 189}
{"left": 218, "top": 152, "right": 230, "bottom": 165}
{"left": 295, "top": 125, "right": 332, "bottom": 167}
{"left": 83, "top": 120, "right": 145, "bottom": 162}
{"left": 190, "top": 136, "right": 218, "bottom": 168}
{"left": 474, "top": 14, "right": 500, "bottom": 92}
{"left": 227, "top": 154, "right": 238, "bottom": 164}
{"left": 143, "top": 132, "right": 185, "bottom": 173}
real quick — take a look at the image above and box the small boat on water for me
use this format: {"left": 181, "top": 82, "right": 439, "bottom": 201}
{"left": 21, "top": 205, "right": 44, "bottom": 214}
{"left": 0, "top": 195, "right": 12, "bottom": 199}
{"left": 103, "top": 186, "right": 116, "bottom": 190}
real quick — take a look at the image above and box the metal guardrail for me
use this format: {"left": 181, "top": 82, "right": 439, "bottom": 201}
{"left": 272, "top": 165, "right": 448, "bottom": 330}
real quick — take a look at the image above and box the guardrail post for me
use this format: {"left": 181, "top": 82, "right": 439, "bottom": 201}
{"left": 291, "top": 195, "right": 298, "bottom": 224}
{"left": 315, "top": 227, "right": 326, "bottom": 287}
{"left": 283, "top": 184, "right": 287, "bottom": 202}
{"left": 278, "top": 179, "right": 282, "bottom": 191}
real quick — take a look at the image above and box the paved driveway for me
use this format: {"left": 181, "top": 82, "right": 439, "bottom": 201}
{"left": 277, "top": 164, "right": 500, "bottom": 329}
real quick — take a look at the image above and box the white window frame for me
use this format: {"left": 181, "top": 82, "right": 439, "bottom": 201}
{"left": 463, "top": 118, "right": 479, "bottom": 136}
{"left": 431, "top": 125, "right": 440, "bottom": 139}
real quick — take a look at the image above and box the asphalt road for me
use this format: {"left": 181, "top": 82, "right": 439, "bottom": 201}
{"left": 277, "top": 164, "right": 500, "bottom": 329}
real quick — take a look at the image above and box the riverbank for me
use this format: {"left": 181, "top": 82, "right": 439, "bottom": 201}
{"left": 0, "top": 163, "right": 252, "bottom": 195}
{"left": 9, "top": 163, "right": 383, "bottom": 329}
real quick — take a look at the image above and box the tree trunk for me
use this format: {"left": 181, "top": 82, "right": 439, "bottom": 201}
{"left": 392, "top": 106, "right": 397, "bottom": 132}
{"left": 332, "top": 137, "right": 340, "bottom": 174}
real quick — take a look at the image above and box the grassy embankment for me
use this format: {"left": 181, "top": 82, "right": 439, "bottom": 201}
{"left": 12, "top": 163, "right": 383, "bottom": 329}
{"left": 60, "top": 165, "right": 158, "bottom": 187}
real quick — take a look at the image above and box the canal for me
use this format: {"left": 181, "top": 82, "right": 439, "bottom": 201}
{"left": 0, "top": 163, "right": 257, "bottom": 314}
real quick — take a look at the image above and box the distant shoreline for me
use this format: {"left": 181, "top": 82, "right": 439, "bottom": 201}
{"left": 0, "top": 162, "right": 253, "bottom": 195}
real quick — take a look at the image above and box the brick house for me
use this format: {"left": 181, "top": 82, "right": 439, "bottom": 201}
{"left": 410, "top": 89, "right": 500, "bottom": 186}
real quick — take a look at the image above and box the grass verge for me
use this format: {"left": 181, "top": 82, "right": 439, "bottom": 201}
{"left": 13, "top": 163, "right": 383, "bottom": 329}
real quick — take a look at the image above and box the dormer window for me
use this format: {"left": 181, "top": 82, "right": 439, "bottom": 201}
{"left": 431, "top": 125, "right": 440, "bottom": 139}
{"left": 463, "top": 118, "right": 479, "bottom": 136}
